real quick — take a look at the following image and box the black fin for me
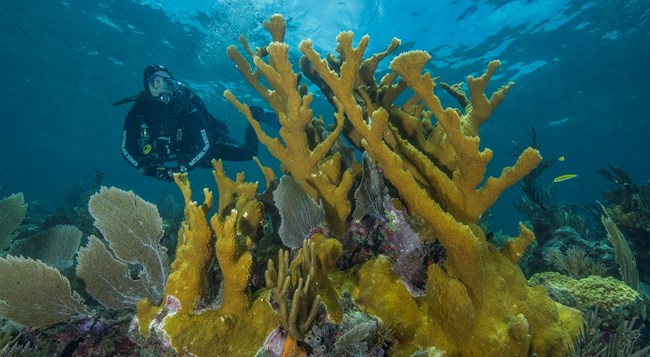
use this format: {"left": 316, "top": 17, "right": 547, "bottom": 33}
{"left": 112, "top": 94, "right": 141, "bottom": 106}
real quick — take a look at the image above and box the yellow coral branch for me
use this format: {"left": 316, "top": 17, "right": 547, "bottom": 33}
{"left": 226, "top": 34, "right": 357, "bottom": 237}
{"left": 501, "top": 223, "right": 536, "bottom": 264}
{"left": 467, "top": 60, "right": 514, "bottom": 127}
{"left": 211, "top": 159, "right": 263, "bottom": 247}
{"left": 263, "top": 14, "right": 286, "bottom": 43}
{"left": 163, "top": 173, "right": 215, "bottom": 312}
{"left": 253, "top": 156, "right": 277, "bottom": 190}
{"left": 389, "top": 53, "right": 542, "bottom": 223}
{"left": 474, "top": 147, "right": 542, "bottom": 218}
{"left": 294, "top": 35, "right": 539, "bottom": 292}
{"left": 211, "top": 209, "right": 252, "bottom": 316}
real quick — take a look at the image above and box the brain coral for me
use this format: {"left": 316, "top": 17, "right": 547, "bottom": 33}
{"left": 530, "top": 272, "right": 644, "bottom": 329}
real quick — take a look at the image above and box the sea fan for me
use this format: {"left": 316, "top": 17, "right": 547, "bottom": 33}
{"left": 0, "top": 193, "right": 27, "bottom": 252}
{"left": 78, "top": 186, "right": 169, "bottom": 308}
{"left": 273, "top": 176, "right": 324, "bottom": 249}
{"left": 10, "top": 224, "right": 82, "bottom": 269}
{"left": 352, "top": 152, "right": 386, "bottom": 223}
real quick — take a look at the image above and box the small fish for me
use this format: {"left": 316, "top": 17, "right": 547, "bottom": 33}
{"left": 553, "top": 174, "right": 578, "bottom": 183}
{"left": 548, "top": 117, "right": 571, "bottom": 126}
{"left": 558, "top": 156, "right": 565, "bottom": 162}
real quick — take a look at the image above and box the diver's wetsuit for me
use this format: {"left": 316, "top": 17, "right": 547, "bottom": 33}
{"left": 121, "top": 86, "right": 258, "bottom": 181}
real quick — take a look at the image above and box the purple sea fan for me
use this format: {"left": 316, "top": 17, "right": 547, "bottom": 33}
{"left": 381, "top": 197, "right": 430, "bottom": 296}
{"left": 78, "top": 317, "right": 95, "bottom": 334}
{"left": 381, "top": 197, "right": 421, "bottom": 256}
{"left": 258, "top": 327, "right": 285, "bottom": 357}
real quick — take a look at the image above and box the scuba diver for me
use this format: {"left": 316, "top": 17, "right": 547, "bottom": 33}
{"left": 115, "top": 64, "right": 278, "bottom": 181}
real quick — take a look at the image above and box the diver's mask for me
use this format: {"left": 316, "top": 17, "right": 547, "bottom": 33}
{"left": 148, "top": 73, "right": 180, "bottom": 104}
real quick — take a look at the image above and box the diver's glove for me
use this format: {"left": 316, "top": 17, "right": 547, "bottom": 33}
{"left": 154, "top": 165, "right": 188, "bottom": 182}
{"left": 155, "top": 168, "right": 175, "bottom": 182}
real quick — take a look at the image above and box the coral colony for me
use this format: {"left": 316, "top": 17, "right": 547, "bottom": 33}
{"left": 1, "top": 14, "right": 648, "bottom": 357}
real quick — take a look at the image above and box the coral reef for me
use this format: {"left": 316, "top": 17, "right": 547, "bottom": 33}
{"left": 511, "top": 129, "right": 609, "bottom": 278}
{"left": 273, "top": 176, "right": 325, "bottom": 249}
{"left": 0, "top": 14, "right": 592, "bottom": 357}
{"left": 222, "top": 14, "right": 579, "bottom": 356}
{"left": 265, "top": 240, "right": 321, "bottom": 354}
{"left": 513, "top": 224, "right": 612, "bottom": 281}
{"left": 225, "top": 22, "right": 358, "bottom": 237}
{"left": 0, "top": 313, "right": 138, "bottom": 356}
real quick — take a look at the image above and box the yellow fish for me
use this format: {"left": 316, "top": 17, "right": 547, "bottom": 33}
{"left": 553, "top": 174, "right": 578, "bottom": 183}
{"left": 558, "top": 156, "right": 565, "bottom": 162}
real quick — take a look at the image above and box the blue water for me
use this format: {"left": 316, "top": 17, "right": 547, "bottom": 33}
{"left": 1, "top": 0, "right": 648, "bottom": 233}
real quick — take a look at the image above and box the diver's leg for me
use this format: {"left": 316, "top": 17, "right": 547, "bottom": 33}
{"left": 244, "top": 124, "right": 259, "bottom": 155}
{"left": 210, "top": 125, "right": 258, "bottom": 162}
{"left": 250, "top": 106, "right": 280, "bottom": 129}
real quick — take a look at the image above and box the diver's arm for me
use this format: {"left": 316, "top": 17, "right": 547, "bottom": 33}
{"left": 121, "top": 110, "right": 147, "bottom": 169}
